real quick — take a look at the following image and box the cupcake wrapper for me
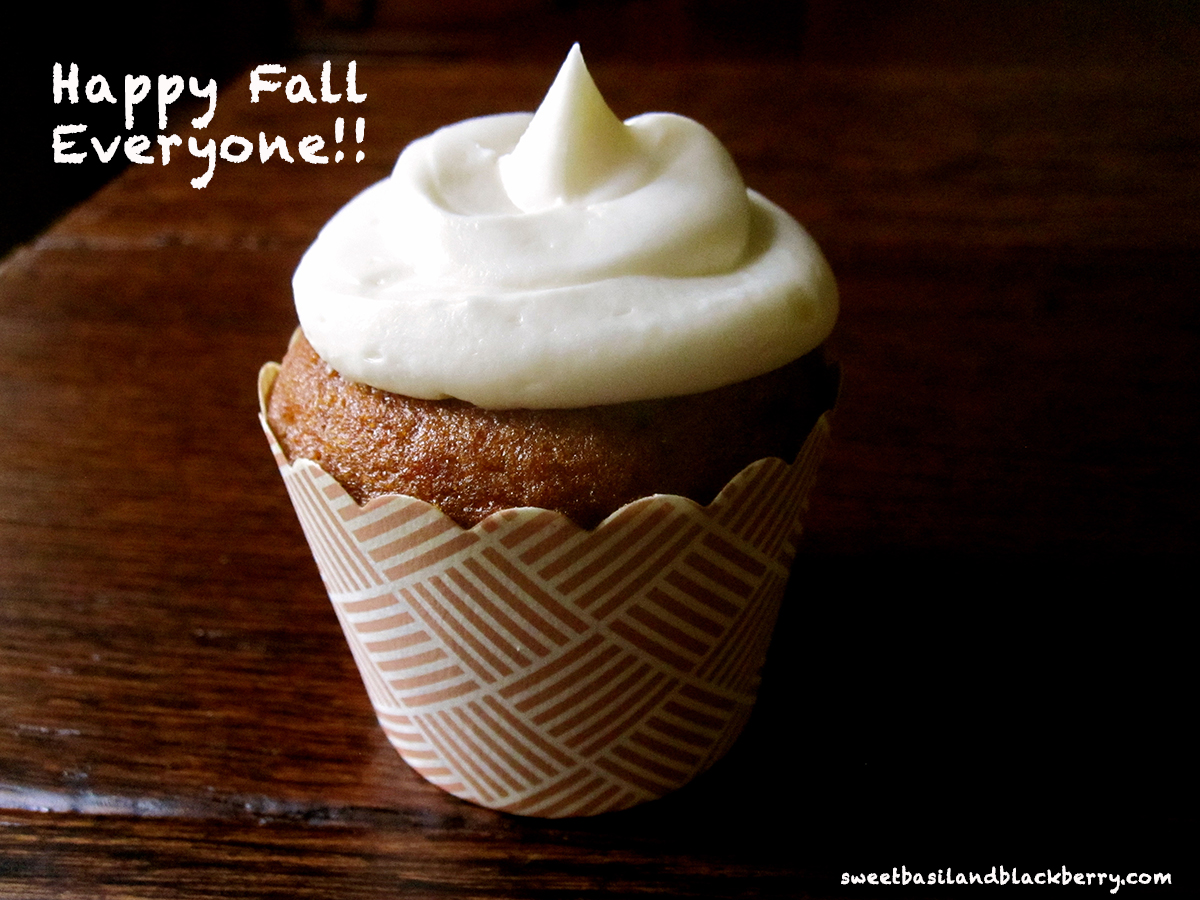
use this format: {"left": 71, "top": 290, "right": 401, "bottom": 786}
{"left": 259, "top": 362, "right": 832, "bottom": 817}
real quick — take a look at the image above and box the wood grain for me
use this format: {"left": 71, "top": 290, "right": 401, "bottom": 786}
{"left": 1, "top": 808, "right": 829, "bottom": 900}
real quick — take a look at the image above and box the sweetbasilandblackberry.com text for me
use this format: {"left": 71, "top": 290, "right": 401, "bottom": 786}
{"left": 841, "top": 866, "right": 1170, "bottom": 893}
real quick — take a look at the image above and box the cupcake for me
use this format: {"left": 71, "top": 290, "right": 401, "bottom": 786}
{"left": 261, "top": 45, "right": 837, "bottom": 816}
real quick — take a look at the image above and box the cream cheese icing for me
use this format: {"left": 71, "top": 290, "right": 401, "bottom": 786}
{"left": 293, "top": 44, "right": 837, "bottom": 409}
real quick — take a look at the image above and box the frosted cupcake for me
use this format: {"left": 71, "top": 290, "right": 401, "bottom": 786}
{"left": 261, "top": 45, "right": 837, "bottom": 816}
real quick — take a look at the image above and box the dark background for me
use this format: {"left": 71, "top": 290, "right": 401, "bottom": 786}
{"left": 5, "top": 1, "right": 289, "bottom": 255}
{"left": 7, "top": 0, "right": 810, "bottom": 256}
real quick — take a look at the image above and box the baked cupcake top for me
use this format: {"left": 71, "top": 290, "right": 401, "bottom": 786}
{"left": 293, "top": 45, "right": 837, "bottom": 409}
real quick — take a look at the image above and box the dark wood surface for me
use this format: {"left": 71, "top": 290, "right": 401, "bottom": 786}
{"left": 3, "top": 6, "right": 1195, "bottom": 897}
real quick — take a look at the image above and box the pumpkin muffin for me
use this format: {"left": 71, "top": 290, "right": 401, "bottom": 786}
{"left": 267, "top": 331, "right": 833, "bottom": 529}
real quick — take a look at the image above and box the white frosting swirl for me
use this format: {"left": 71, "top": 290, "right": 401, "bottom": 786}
{"left": 293, "top": 45, "right": 837, "bottom": 409}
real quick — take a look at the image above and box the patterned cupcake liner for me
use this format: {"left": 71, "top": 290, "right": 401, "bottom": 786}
{"left": 259, "top": 362, "right": 832, "bottom": 817}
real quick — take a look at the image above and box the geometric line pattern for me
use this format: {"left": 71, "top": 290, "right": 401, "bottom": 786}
{"left": 259, "top": 363, "right": 832, "bottom": 817}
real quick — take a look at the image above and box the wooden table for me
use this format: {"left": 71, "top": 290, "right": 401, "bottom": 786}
{"left": 2, "top": 18, "right": 1195, "bottom": 898}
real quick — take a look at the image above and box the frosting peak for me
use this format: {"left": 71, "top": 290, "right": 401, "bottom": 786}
{"left": 293, "top": 46, "right": 837, "bottom": 409}
{"left": 499, "top": 44, "right": 644, "bottom": 212}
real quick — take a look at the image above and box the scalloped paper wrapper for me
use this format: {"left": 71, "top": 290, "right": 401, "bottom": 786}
{"left": 259, "top": 362, "right": 832, "bottom": 817}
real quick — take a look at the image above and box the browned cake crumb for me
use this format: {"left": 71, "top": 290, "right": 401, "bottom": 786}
{"left": 267, "top": 332, "right": 833, "bottom": 529}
